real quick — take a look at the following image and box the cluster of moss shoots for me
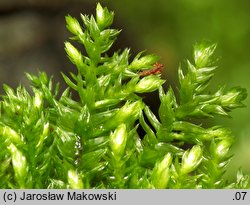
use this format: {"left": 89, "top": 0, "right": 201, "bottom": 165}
{"left": 0, "top": 3, "right": 249, "bottom": 188}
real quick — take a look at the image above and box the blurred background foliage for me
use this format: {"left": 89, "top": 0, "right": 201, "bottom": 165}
{"left": 0, "top": 0, "right": 249, "bottom": 181}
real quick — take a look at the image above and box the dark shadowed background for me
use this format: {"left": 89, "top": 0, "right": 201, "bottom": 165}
{"left": 0, "top": 0, "right": 249, "bottom": 180}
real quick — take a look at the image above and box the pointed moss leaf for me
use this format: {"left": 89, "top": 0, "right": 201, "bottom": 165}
{"left": 151, "top": 153, "right": 172, "bottom": 188}
{"left": 7, "top": 144, "right": 28, "bottom": 188}
{"left": 181, "top": 145, "right": 202, "bottom": 174}
{"left": 193, "top": 42, "right": 217, "bottom": 68}
{"left": 144, "top": 106, "right": 161, "bottom": 131}
{"left": 61, "top": 73, "right": 78, "bottom": 91}
{"left": 104, "top": 101, "right": 144, "bottom": 130}
{"left": 135, "top": 75, "right": 165, "bottom": 93}
{"left": 96, "top": 3, "right": 114, "bottom": 30}
{"left": 65, "top": 42, "right": 83, "bottom": 66}
{"left": 110, "top": 124, "right": 127, "bottom": 158}
{"left": 129, "top": 53, "right": 159, "bottom": 70}
{"left": 67, "top": 170, "right": 84, "bottom": 189}
{"left": 159, "top": 88, "right": 176, "bottom": 127}
{"left": 65, "top": 15, "right": 83, "bottom": 36}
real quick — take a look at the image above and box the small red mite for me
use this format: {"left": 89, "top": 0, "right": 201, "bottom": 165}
{"left": 139, "top": 62, "right": 164, "bottom": 77}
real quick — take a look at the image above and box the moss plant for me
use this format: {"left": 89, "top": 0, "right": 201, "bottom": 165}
{"left": 0, "top": 3, "right": 249, "bottom": 189}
